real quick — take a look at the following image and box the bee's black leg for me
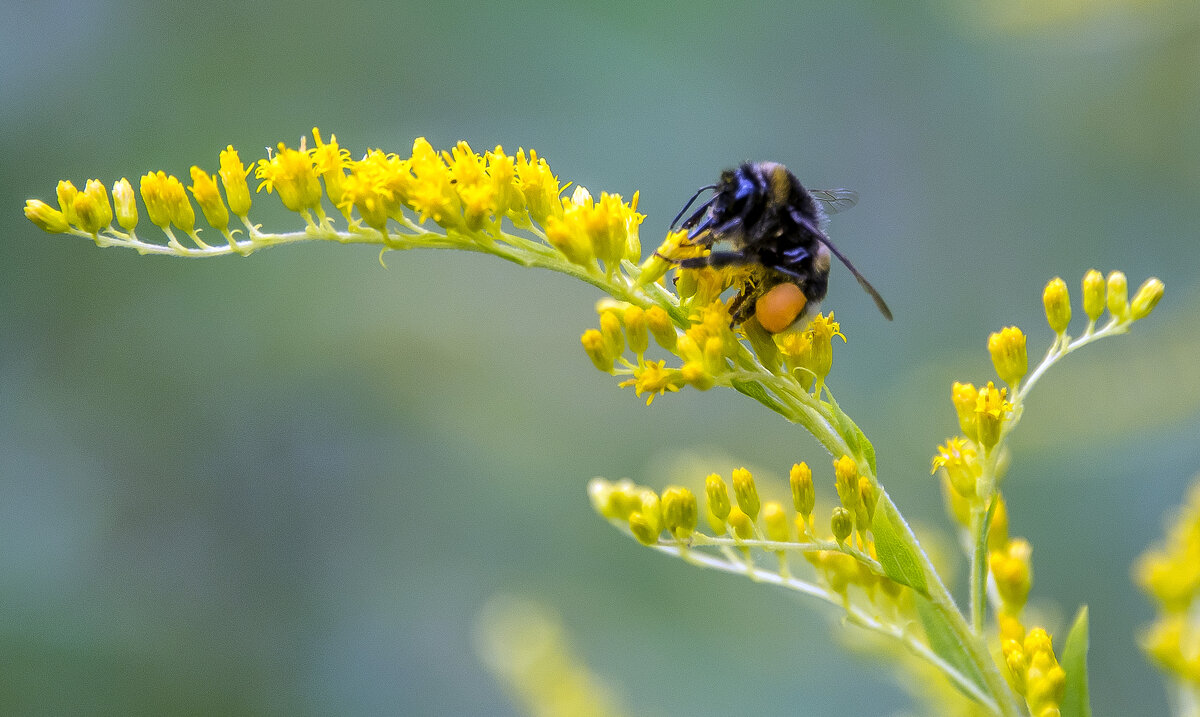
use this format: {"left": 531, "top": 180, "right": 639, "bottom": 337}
{"left": 679, "top": 251, "right": 753, "bottom": 270}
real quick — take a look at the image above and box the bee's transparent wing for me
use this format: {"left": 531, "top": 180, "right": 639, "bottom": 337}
{"left": 810, "top": 188, "right": 858, "bottom": 215}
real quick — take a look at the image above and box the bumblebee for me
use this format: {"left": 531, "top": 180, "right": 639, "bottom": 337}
{"left": 670, "top": 161, "right": 892, "bottom": 331}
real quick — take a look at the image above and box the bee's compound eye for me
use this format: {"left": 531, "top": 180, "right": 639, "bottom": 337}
{"left": 755, "top": 283, "right": 807, "bottom": 334}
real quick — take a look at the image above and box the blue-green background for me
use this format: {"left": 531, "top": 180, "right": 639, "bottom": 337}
{"left": 3, "top": 1, "right": 1199, "bottom": 714}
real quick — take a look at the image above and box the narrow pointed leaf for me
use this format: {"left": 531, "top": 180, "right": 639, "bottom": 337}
{"left": 871, "top": 494, "right": 928, "bottom": 594}
{"left": 1060, "top": 605, "right": 1092, "bottom": 717}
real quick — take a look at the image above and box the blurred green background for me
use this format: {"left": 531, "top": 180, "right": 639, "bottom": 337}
{"left": 3, "top": 1, "right": 1199, "bottom": 714}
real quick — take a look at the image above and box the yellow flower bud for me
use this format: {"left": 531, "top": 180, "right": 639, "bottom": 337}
{"left": 988, "top": 326, "right": 1028, "bottom": 387}
{"left": 951, "top": 382, "right": 979, "bottom": 441}
{"left": 628, "top": 511, "right": 660, "bottom": 545}
{"left": 75, "top": 179, "right": 113, "bottom": 234}
{"left": 1042, "top": 277, "right": 1071, "bottom": 335}
{"left": 831, "top": 507, "right": 853, "bottom": 544}
{"left": 989, "top": 538, "right": 1032, "bottom": 611}
{"left": 661, "top": 486, "right": 698, "bottom": 539}
{"left": 23, "top": 199, "right": 70, "bottom": 234}
{"left": 1106, "top": 270, "right": 1128, "bottom": 320}
{"left": 587, "top": 478, "right": 618, "bottom": 519}
{"left": 644, "top": 306, "right": 677, "bottom": 352}
{"left": 623, "top": 306, "right": 649, "bottom": 355}
{"left": 789, "top": 462, "right": 815, "bottom": 519}
{"left": 1081, "top": 269, "right": 1105, "bottom": 322}
{"left": 218, "top": 146, "right": 252, "bottom": 217}
{"left": 1130, "top": 277, "right": 1164, "bottom": 320}
{"left": 728, "top": 506, "right": 755, "bottom": 540}
{"left": 731, "top": 467, "right": 760, "bottom": 521}
{"left": 833, "top": 455, "right": 861, "bottom": 516}
{"left": 705, "top": 473, "right": 731, "bottom": 521}
{"left": 857, "top": 476, "right": 877, "bottom": 526}
{"left": 679, "top": 361, "right": 714, "bottom": 391}
{"left": 638, "top": 490, "right": 663, "bottom": 535}
{"left": 598, "top": 310, "right": 624, "bottom": 360}
{"left": 602, "top": 479, "right": 642, "bottom": 520}
{"left": 763, "top": 501, "right": 790, "bottom": 542}
{"left": 188, "top": 166, "right": 230, "bottom": 230}
{"left": 580, "top": 329, "right": 612, "bottom": 372}
{"left": 56, "top": 180, "right": 80, "bottom": 227}
{"left": 111, "top": 178, "right": 138, "bottom": 231}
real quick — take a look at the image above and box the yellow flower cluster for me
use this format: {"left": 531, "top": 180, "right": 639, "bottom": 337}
{"left": 1135, "top": 478, "right": 1200, "bottom": 686}
{"left": 581, "top": 299, "right": 847, "bottom": 405}
{"left": 589, "top": 456, "right": 896, "bottom": 604}
{"left": 25, "top": 146, "right": 256, "bottom": 252}
{"left": 1001, "top": 624, "right": 1068, "bottom": 717}
{"left": 24, "top": 129, "right": 646, "bottom": 278}
{"left": 1042, "top": 269, "right": 1163, "bottom": 341}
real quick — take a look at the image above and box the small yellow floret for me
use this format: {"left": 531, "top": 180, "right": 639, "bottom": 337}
{"left": 988, "top": 326, "right": 1028, "bottom": 387}
{"left": 931, "top": 436, "right": 980, "bottom": 499}
{"left": 311, "top": 128, "right": 350, "bottom": 208}
{"left": 188, "top": 166, "right": 229, "bottom": 230}
{"left": 73, "top": 179, "right": 113, "bottom": 235}
{"left": 661, "top": 486, "right": 698, "bottom": 539}
{"left": 111, "top": 178, "right": 138, "bottom": 231}
{"left": 1106, "top": 270, "right": 1129, "bottom": 320}
{"left": 1042, "top": 277, "right": 1071, "bottom": 335}
{"left": 1081, "top": 269, "right": 1105, "bottom": 322}
{"left": 789, "top": 462, "right": 815, "bottom": 519}
{"left": 580, "top": 329, "right": 613, "bottom": 373}
{"left": 974, "top": 381, "right": 1011, "bottom": 450}
{"left": 763, "top": 501, "right": 791, "bottom": 542}
{"left": 705, "top": 473, "right": 731, "bottom": 521}
{"left": 831, "top": 507, "right": 853, "bottom": 544}
{"left": 951, "top": 381, "right": 979, "bottom": 441}
{"left": 1130, "top": 277, "right": 1164, "bottom": 320}
{"left": 255, "top": 141, "right": 323, "bottom": 213}
{"left": 731, "top": 467, "right": 760, "bottom": 520}
{"left": 833, "top": 455, "right": 861, "bottom": 516}
{"left": 140, "top": 171, "right": 194, "bottom": 230}
{"left": 23, "top": 199, "right": 70, "bottom": 233}
{"left": 218, "top": 146, "right": 252, "bottom": 217}
{"left": 989, "top": 538, "right": 1033, "bottom": 611}
{"left": 617, "top": 360, "right": 681, "bottom": 405}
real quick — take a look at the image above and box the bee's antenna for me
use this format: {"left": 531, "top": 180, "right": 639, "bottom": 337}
{"left": 669, "top": 184, "right": 718, "bottom": 230}
{"left": 813, "top": 231, "right": 894, "bottom": 321}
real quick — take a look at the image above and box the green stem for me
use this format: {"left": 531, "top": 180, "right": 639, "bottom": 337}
{"left": 656, "top": 539, "right": 1001, "bottom": 713}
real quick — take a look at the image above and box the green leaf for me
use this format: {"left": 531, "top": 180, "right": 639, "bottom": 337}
{"left": 1060, "top": 606, "right": 1092, "bottom": 717}
{"left": 731, "top": 379, "right": 789, "bottom": 417}
{"left": 871, "top": 495, "right": 928, "bottom": 595}
{"left": 822, "top": 391, "right": 877, "bottom": 475}
{"left": 916, "top": 595, "right": 989, "bottom": 704}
